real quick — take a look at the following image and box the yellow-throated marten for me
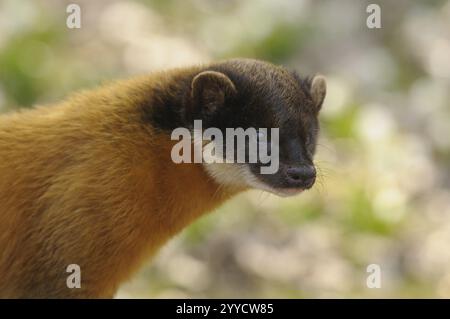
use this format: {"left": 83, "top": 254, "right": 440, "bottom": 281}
{"left": 0, "top": 59, "right": 326, "bottom": 298}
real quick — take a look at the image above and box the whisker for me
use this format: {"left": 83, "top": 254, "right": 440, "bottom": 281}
{"left": 256, "top": 190, "right": 270, "bottom": 207}
{"left": 316, "top": 142, "right": 336, "bottom": 155}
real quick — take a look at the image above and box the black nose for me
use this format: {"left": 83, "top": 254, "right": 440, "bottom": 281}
{"left": 285, "top": 165, "right": 316, "bottom": 188}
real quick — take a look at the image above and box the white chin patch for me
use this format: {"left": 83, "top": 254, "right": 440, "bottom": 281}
{"left": 202, "top": 162, "right": 254, "bottom": 189}
{"left": 201, "top": 141, "right": 302, "bottom": 197}
{"left": 203, "top": 162, "right": 302, "bottom": 197}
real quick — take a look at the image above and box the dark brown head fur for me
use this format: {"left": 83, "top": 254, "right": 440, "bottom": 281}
{"left": 145, "top": 58, "right": 327, "bottom": 195}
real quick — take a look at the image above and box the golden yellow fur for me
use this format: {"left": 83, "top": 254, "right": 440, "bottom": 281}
{"left": 0, "top": 72, "right": 239, "bottom": 298}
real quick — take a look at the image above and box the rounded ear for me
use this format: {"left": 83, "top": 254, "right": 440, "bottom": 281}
{"left": 310, "top": 75, "right": 327, "bottom": 111}
{"left": 191, "top": 71, "right": 237, "bottom": 117}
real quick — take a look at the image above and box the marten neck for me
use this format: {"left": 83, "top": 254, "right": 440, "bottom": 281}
{"left": 144, "top": 135, "right": 239, "bottom": 239}
{"left": 66, "top": 72, "right": 243, "bottom": 296}
{"left": 103, "top": 69, "right": 244, "bottom": 248}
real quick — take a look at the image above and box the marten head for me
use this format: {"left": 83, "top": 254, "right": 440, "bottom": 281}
{"left": 151, "top": 58, "right": 326, "bottom": 197}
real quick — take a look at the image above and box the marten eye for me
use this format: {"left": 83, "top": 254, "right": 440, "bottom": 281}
{"left": 305, "top": 135, "right": 311, "bottom": 145}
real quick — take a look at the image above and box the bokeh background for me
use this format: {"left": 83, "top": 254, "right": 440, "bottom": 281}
{"left": 0, "top": 0, "right": 449, "bottom": 298}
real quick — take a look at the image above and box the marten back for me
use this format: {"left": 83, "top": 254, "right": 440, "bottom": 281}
{"left": 0, "top": 59, "right": 326, "bottom": 298}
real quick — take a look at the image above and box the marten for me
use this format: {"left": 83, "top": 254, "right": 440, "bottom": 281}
{"left": 0, "top": 58, "right": 326, "bottom": 298}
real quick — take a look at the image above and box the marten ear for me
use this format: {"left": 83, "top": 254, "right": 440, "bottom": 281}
{"left": 191, "top": 71, "right": 237, "bottom": 117}
{"left": 310, "top": 75, "right": 327, "bottom": 111}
